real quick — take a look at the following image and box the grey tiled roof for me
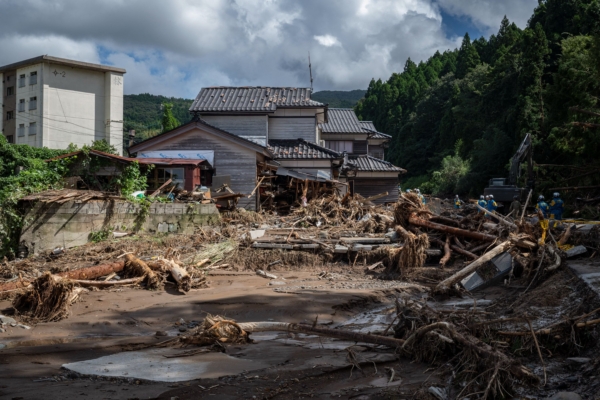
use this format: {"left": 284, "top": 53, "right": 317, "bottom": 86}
{"left": 349, "top": 155, "right": 405, "bottom": 173}
{"left": 359, "top": 121, "right": 391, "bottom": 139}
{"left": 320, "top": 108, "right": 364, "bottom": 133}
{"left": 268, "top": 139, "right": 341, "bottom": 159}
{"left": 320, "top": 108, "right": 391, "bottom": 139}
{"left": 190, "top": 87, "right": 324, "bottom": 113}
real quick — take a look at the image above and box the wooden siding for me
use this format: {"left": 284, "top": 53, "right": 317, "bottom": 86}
{"left": 142, "top": 127, "right": 259, "bottom": 210}
{"left": 353, "top": 140, "right": 368, "bottom": 155}
{"left": 202, "top": 115, "right": 267, "bottom": 138}
{"left": 351, "top": 178, "right": 399, "bottom": 204}
{"left": 368, "top": 144, "right": 385, "bottom": 159}
{"left": 268, "top": 117, "right": 316, "bottom": 142}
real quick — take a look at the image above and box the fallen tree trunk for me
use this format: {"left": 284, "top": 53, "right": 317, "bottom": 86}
{"left": 409, "top": 214, "right": 497, "bottom": 242}
{"left": 476, "top": 204, "right": 518, "bottom": 230}
{"left": 148, "top": 259, "right": 191, "bottom": 293}
{"left": 0, "top": 261, "right": 126, "bottom": 293}
{"left": 440, "top": 237, "right": 451, "bottom": 267}
{"left": 237, "top": 321, "right": 406, "bottom": 348}
{"left": 70, "top": 277, "right": 144, "bottom": 288}
{"left": 435, "top": 241, "right": 513, "bottom": 293}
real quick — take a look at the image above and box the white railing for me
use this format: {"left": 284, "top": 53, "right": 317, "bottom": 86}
{"left": 28, "top": 124, "right": 37, "bottom": 135}
{"left": 18, "top": 102, "right": 25, "bottom": 112}
{"left": 17, "top": 126, "right": 25, "bottom": 137}
{"left": 29, "top": 100, "right": 37, "bottom": 110}
{"left": 30, "top": 75, "right": 38, "bottom": 85}
{"left": 18, "top": 77, "right": 25, "bottom": 87}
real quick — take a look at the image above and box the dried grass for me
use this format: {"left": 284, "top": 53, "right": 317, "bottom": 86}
{"left": 226, "top": 248, "right": 327, "bottom": 270}
{"left": 180, "top": 314, "right": 251, "bottom": 346}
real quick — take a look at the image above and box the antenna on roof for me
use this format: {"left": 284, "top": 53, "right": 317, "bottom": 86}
{"left": 308, "top": 52, "right": 314, "bottom": 92}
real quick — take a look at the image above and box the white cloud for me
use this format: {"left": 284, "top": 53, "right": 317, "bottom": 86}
{"left": 0, "top": 0, "right": 539, "bottom": 96}
{"left": 436, "top": 0, "right": 538, "bottom": 35}
{"left": 314, "top": 35, "right": 341, "bottom": 47}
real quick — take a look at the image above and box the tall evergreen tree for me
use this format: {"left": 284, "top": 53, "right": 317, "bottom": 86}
{"left": 455, "top": 33, "right": 480, "bottom": 79}
{"left": 161, "top": 103, "right": 180, "bottom": 133}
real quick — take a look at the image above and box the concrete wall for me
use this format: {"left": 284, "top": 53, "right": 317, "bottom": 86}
{"left": 20, "top": 200, "right": 220, "bottom": 254}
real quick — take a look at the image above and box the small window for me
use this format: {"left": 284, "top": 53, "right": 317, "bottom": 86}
{"left": 6, "top": 86, "right": 14, "bottom": 96}
{"left": 17, "top": 124, "right": 25, "bottom": 137}
{"left": 18, "top": 74, "right": 25, "bottom": 87}
{"left": 325, "top": 141, "right": 353, "bottom": 153}
{"left": 6, "top": 111, "right": 14, "bottom": 120}
{"left": 30, "top": 71, "right": 38, "bottom": 85}
{"left": 29, "top": 122, "right": 37, "bottom": 135}
{"left": 6, "top": 135, "right": 14, "bottom": 144}
{"left": 18, "top": 99, "right": 25, "bottom": 112}
{"left": 29, "top": 96, "right": 37, "bottom": 110}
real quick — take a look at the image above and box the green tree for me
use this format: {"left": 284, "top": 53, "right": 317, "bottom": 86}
{"left": 455, "top": 33, "right": 481, "bottom": 79}
{"left": 161, "top": 103, "right": 181, "bottom": 133}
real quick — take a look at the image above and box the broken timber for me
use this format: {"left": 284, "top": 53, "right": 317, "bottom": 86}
{"left": 409, "top": 214, "right": 497, "bottom": 242}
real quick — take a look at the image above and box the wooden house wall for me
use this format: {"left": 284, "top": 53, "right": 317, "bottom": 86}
{"left": 351, "top": 178, "right": 399, "bottom": 204}
{"left": 202, "top": 115, "right": 267, "bottom": 139}
{"left": 268, "top": 117, "right": 316, "bottom": 142}
{"left": 140, "top": 127, "right": 259, "bottom": 210}
{"left": 368, "top": 144, "right": 385, "bottom": 159}
{"left": 353, "top": 140, "right": 368, "bottom": 155}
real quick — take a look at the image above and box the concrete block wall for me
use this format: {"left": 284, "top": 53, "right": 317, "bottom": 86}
{"left": 20, "top": 200, "right": 220, "bottom": 254}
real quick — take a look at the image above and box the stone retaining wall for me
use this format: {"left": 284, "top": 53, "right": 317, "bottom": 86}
{"left": 19, "top": 200, "right": 220, "bottom": 254}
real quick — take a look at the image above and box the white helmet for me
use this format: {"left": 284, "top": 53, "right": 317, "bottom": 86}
{"left": 538, "top": 195, "right": 545, "bottom": 201}
{"left": 485, "top": 195, "right": 490, "bottom": 200}
{"left": 406, "top": 189, "right": 412, "bottom": 193}
{"left": 489, "top": 195, "right": 494, "bottom": 199}
{"left": 455, "top": 194, "right": 459, "bottom": 198}
{"left": 416, "top": 188, "right": 421, "bottom": 193}
{"left": 480, "top": 195, "right": 484, "bottom": 200}
{"left": 553, "top": 192, "right": 560, "bottom": 198}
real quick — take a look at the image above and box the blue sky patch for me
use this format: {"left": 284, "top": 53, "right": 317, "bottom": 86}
{"left": 439, "top": 9, "right": 484, "bottom": 40}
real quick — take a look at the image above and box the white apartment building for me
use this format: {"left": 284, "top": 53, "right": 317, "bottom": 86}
{"left": 0, "top": 55, "right": 126, "bottom": 154}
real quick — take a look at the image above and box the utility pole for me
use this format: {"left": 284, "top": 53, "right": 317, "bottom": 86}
{"left": 308, "top": 52, "right": 314, "bottom": 92}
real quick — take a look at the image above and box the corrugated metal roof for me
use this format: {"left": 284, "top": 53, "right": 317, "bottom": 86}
{"left": 359, "top": 121, "right": 391, "bottom": 139}
{"left": 349, "top": 155, "right": 406, "bottom": 173}
{"left": 189, "top": 87, "right": 325, "bottom": 113}
{"left": 320, "top": 108, "right": 363, "bottom": 133}
{"left": 268, "top": 139, "right": 341, "bottom": 159}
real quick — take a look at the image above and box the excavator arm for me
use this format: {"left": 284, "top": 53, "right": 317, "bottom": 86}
{"left": 508, "top": 133, "right": 533, "bottom": 188}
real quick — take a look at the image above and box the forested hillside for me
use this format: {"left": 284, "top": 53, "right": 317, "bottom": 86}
{"left": 356, "top": 0, "right": 600, "bottom": 197}
{"left": 311, "top": 90, "right": 366, "bottom": 108}
{"left": 123, "top": 94, "right": 193, "bottom": 140}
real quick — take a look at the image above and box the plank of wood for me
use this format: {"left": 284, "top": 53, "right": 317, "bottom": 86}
{"left": 252, "top": 243, "right": 294, "bottom": 249}
{"left": 149, "top": 178, "right": 173, "bottom": 198}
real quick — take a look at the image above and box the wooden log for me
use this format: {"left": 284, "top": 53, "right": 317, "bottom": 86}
{"left": 70, "top": 277, "right": 144, "bottom": 288}
{"left": 0, "top": 261, "right": 127, "bottom": 293}
{"left": 450, "top": 244, "right": 479, "bottom": 260}
{"left": 440, "top": 236, "right": 451, "bottom": 267}
{"left": 476, "top": 204, "right": 518, "bottom": 230}
{"left": 237, "top": 322, "right": 406, "bottom": 348}
{"left": 453, "top": 236, "right": 466, "bottom": 249}
{"left": 363, "top": 192, "right": 389, "bottom": 203}
{"left": 435, "top": 241, "right": 513, "bottom": 292}
{"left": 148, "top": 259, "right": 191, "bottom": 293}
{"left": 409, "top": 214, "right": 497, "bottom": 242}
{"left": 430, "top": 215, "right": 461, "bottom": 226}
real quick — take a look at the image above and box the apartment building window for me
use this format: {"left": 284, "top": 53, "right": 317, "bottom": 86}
{"left": 29, "top": 96, "right": 37, "bottom": 110}
{"left": 18, "top": 99, "right": 25, "bottom": 112}
{"left": 30, "top": 71, "right": 38, "bottom": 85}
{"left": 29, "top": 122, "right": 37, "bottom": 135}
{"left": 325, "top": 141, "right": 353, "bottom": 153}
{"left": 17, "top": 124, "right": 25, "bottom": 137}
{"left": 369, "top": 151, "right": 384, "bottom": 159}
{"left": 6, "top": 111, "right": 14, "bottom": 120}
{"left": 18, "top": 74, "right": 26, "bottom": 87}
{"left": 6, "top": 86, "right": 14, "bottom": 96}
{"left": 6, "top": 135, "right": 14, "bottom": 144}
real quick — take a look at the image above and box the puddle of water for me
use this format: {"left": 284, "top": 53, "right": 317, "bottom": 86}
{"left": 63, "top": 348, "right": 267, "bottom": 382}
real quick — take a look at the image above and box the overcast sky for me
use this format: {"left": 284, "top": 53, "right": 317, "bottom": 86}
{"left": 0, "top": 0, "right": 537, "bottom": 98}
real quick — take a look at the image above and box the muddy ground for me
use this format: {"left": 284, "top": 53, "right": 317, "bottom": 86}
{"left": 1, "top": 236, "right": 600, "bottom": 399}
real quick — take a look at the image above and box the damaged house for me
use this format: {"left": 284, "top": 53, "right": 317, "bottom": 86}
{"left": 128, "top": 87, "right": 405, "bottom": 209}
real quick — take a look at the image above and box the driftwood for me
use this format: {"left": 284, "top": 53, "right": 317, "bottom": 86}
{"left": 476, "top": 204, "right": 518, "bottom": 230}
{"left": 439, "top": 237, "right": 451, "bottom": 267}
{"left": 124, "top": 254, "right": 163, "bottom": 290}
{"left": 70, "top": 277, "right": 144, "bottom": 288}
{"left": 409, "top": 214, "right": 497, "bottom": 242}
{"left": 237, "top": 321, "right": 406, "bottom": 348}
{"left": 148, "top": 259, "right": 191, "bottom": 293}
{"left": 435, "top": 241, "right": 513, "bottom": 292}
{"left": 0, "top": 261, "right": 127, "bottom": 293}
